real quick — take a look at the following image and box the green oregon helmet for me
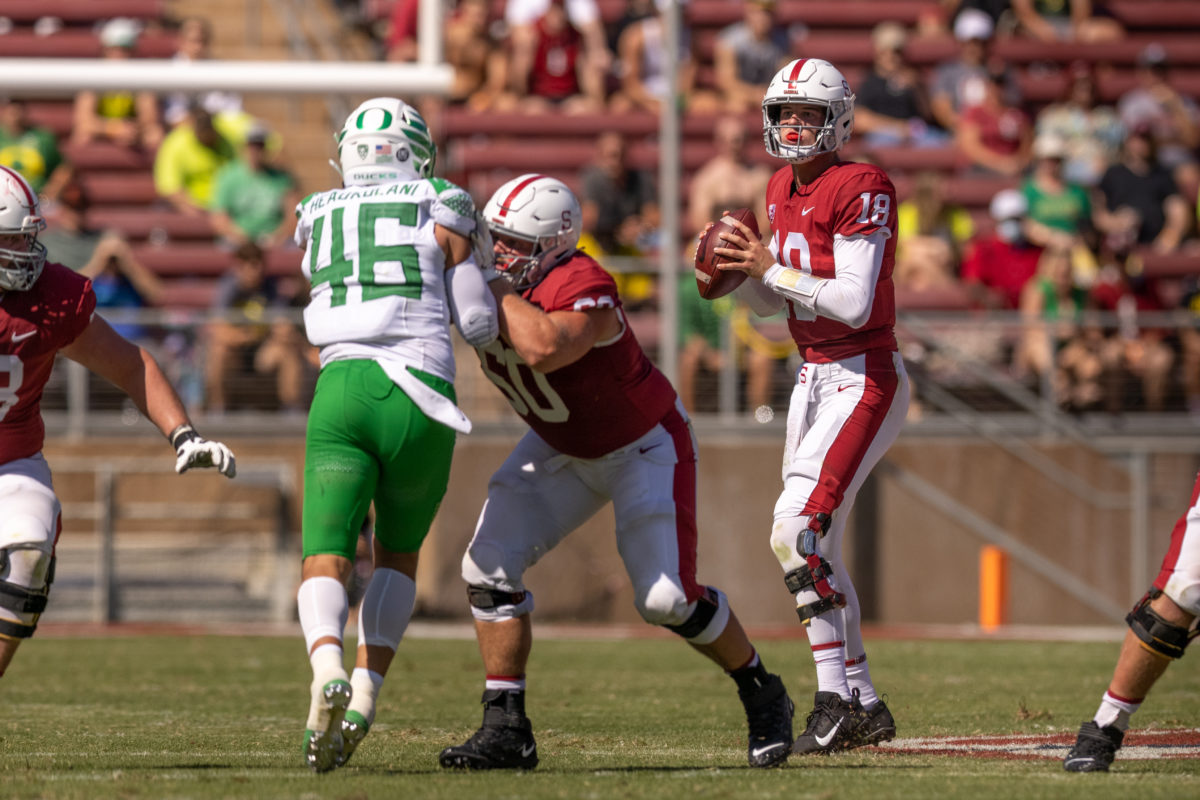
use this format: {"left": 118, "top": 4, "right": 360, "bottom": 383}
{"left": 336, "top": 97, "right": 436, "bottom": 186}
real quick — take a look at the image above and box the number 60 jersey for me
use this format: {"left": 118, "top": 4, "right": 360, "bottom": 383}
{"left": 477, "top": 250, "right": 676, "bottom": 459}
{"left": 766, "top": 160, "right": 898, "bottom": 362}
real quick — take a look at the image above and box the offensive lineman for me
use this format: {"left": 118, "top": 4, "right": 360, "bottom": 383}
{"left": 709, "top": 58, "right": 910, "bottom": 754}
{"left": 1064, "top": 476, "right": 1200, "bottom": 772}
{"left": 438, "top": 174, "right": 796, "bottom": 771}
{"left": 0, "top": 164, "right": 235, "bottom": 678}
{"left": 292, "top": 97, "right": 499, "bottom": 772}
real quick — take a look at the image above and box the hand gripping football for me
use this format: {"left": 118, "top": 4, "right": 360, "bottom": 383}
{"left": 694, "top": 208, "right": 759, "bottom": 300}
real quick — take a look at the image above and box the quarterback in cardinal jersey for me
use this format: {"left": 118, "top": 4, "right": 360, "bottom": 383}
{"left": 0, "top": 165, "right": 234, "bottom": 681}
{"left": 710, "top": 58, "right": 910, "bottom": 756}
{"left": 439, "top": 174, "right": 796, "bottom": 772}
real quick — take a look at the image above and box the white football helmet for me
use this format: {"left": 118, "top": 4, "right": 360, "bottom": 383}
{"left": 482, "top": 174, "right": 581, "bottom": 290}
{"left": 0, "top": 166, "right": 47, "bottom": 292}
{"left": 336, "top": 97, "right": 436, "bottom": 186}
{"left": 762, "top": 58, "right": 856, "bottom": 164}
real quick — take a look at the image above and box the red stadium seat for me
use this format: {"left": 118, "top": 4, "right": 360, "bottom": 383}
{"left": 62, "top": 142, "right": 153, "bottom": 171}
{"left": 0, "top": 0, "right": 166, "bottom": 24}
{"left": 84, "top": 207, "right": 215, "bottom": 241}
{"left": 79, "top": 172, "right": 158, "bottom": 205}
{"left": 0, "top": 27, "right": 176, "bottom": 58}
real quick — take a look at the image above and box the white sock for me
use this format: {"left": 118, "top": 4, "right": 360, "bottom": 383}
{"left": 1095, "top": 690, "right": 1141, "bottom": 732}
{"left": 297, "top": 576, "right": 349, "bottom": 654}
{"left": 485, "top": 675, "right": 526, "bottom": 692}
{"left": 349, "top": 667, "right": 384, "bottom": 726}
{"left": 305, "top": 644, "right": 348, "bottom": 730}
{"left": 806, "top": 608, "right": 851, "bottom": 700}
{"left": 846, "top": 655, "right": 879, "bottom": 709}
{"left": 356, "top": 568, "right": 416, "bottom": 651}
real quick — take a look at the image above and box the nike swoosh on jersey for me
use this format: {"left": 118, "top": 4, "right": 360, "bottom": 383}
{"left": 750, "top": 742, "right": 786, "bottom": 758}
{"left": 12, "top": 330, "right": 36, "bottom": 342}
{"left": 814, "top": 720, "right": 841, "bottom": 747}
{"left": 802, "top": 207, "right": 816, "bottom": 215}
{"left": 521, "top": 743, "right": 537, "bottom": 758}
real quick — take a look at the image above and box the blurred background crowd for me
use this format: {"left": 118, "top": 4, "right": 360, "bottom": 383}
{"left": 4, "top": 0, "right": 1200, "bottom": 423}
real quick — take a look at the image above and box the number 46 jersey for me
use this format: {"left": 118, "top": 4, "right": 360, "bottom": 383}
{"left": 294, "top": 177, "right": 477, "bottom": 383}
{"left": 765, "top": 160, "right": 898, "bottom": 362}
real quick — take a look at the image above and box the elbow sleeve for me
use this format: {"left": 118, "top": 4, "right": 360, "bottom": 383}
{"left": 447, "top": 259, "right": 500, "bottom": 348}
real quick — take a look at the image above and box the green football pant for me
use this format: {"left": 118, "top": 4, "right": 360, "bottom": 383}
{"left": 302, "top": 359, "right": 456, "bottom": 560}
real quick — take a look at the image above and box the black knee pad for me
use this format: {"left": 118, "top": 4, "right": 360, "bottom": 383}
{"left": 1126, "top": 589, "right": 1198, "bottom": 660}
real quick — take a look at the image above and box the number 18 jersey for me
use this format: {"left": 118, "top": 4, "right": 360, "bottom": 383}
{"left": 294, "top": 177, "right": 477, "bottom": 383}
{"left": 765, "top": 160, "right": 898, "bottom": 362}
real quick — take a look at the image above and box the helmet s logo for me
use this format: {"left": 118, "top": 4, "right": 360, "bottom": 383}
{"left": 561, "top": 210, "right": 572, "bottom": 229}
{"left": 355, "top": 108, "right": 394, "bottom": 131}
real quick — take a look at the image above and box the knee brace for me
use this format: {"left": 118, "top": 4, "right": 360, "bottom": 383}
{"left": 782, "top": 514, "right": 844, "bottom": 625}
{"left": 1127, "top": 589, "right": 1199, "bottom": 660}
{"left": 664, "top": 587, "right": 730, "bottom": 645}
{"left": 466, "top": 584, "right": 534, "bottom": 622}
{"left": 0, "top": 546, "right": 55, "bottom": 640}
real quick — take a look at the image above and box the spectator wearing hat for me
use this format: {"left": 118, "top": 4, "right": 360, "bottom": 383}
{"left": 929, "top": 8, "right": 1021, "bottom": 134}
{"left": 713, "top": 0, "right": 792, "bottom": 113}
{"left": 1021, "top": 133, "right": 1097, "bottom": 274}
{"left": 955, "top": 64, "right": 1033, "bottom": 177}
{"left": 855, "top": 21, "right": 948, "bottom": 148}
{"left": 960, "top": 189, "right": 1044, "bottom": 309}
{"left": 1095, "top": 124, "right": 1191, "bottom": 255}
{"left": 71, "top": 18, "right": 164, "bottom": 151}
{"left": 1117, "top": 43, "right": 1200, "bottom": 204}
{"left": 1034, "top": 61, "right": 1124, "bottom": 188}
{"left": 210, "top": 124, "right": 299, "bottom": 249}
{"left": 1009, "top": 0, "right": 1124, "bottom": 43}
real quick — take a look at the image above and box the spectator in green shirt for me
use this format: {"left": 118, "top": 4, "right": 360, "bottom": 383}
{"left": 210, "top": 124, "right": 299, "bottom": 249}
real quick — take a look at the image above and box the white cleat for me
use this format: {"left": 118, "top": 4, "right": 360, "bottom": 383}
{"left": 303, "top": 678, "right": 352, "bottom": 773}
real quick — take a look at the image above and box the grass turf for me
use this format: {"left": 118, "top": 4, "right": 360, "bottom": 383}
{"left": 1, "top": 634, "right": 1197, "bottom": 799}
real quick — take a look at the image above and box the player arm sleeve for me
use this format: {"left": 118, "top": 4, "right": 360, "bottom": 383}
{"left": 761, "top": 229, "right": 888, "bottom": 328}
{"left": 447, "top": 253, "right": 500, "bottom": 348}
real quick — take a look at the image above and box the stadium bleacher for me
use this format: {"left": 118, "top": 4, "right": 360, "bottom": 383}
{"left": 5, "top": 0, "right": 1199, "bottom": 324}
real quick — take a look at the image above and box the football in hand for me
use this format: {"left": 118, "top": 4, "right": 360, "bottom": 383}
{"left": 694, "top": 208, "right": 759, "bottom": 300}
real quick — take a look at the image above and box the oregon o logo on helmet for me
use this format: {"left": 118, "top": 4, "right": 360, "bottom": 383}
{"left": 356, "top": 108, "right": 394, "bottom": 131}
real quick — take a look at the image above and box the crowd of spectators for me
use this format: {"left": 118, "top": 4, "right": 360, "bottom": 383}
{"left": 372, "top": 0, "right": 1200, "bottom": 418}
{"left": 1, "top": 15, "right": 314, "bottom": 416}
{"left": 11, "top": 2, "right": 1200, "bottom": 419}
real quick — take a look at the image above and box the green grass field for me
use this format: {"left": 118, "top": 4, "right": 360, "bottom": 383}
{"left": 2, "top": 632, "right": 1198, "bottom": 799}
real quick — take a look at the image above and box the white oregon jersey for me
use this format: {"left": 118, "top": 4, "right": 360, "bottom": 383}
{"left": 295, "top": 177, "right": 476, "bottom": 384}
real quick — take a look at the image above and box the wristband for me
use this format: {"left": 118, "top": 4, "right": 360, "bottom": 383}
{"left": 169, "top": 424, "right": 200, "bottom": 451}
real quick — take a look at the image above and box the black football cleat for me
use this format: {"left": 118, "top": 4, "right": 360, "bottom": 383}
{"left": 1063, "top": 720, "right": 1123, "bottom": 773}
{"left": 740, "top": 672, "right": 794, "bottom": 767}
{"left": 791, "top": 691, "right": 865, "bottom": 755}
{"left": 439, "top": 689, "right": 538, "bottom": 770}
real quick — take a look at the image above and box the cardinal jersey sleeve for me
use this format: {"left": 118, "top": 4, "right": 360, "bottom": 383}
{"left": 0, "top": 263, "right": 96, "bottom": 463}
{"left": 476, "top": 252, "right": 676, "bottom": 458}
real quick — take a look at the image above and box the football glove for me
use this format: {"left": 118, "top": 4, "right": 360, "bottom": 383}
{"left": 170, "top": 425, "right": 237, "bottom": 478}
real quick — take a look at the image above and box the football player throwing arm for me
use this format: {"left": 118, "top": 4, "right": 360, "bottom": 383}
{"left": 709, "top": 58, "right": 910, "bottom": 755}
{"left": 0, "top": 165, "right": 235, "bottom": 679}
{"left": 292, "top": 98, "right": 499, "bottom": 773}
{"left": 1064, "top": 476, "right": 1200, "bottom": 772}
{"left": 438, "top": 174, "right": 795, "bottom": 771}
